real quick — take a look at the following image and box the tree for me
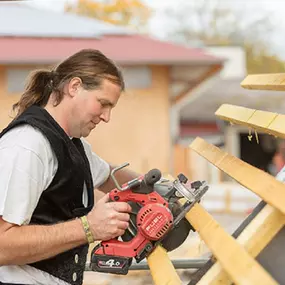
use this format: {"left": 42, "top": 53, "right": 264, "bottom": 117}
{"left": 162, "top": 0, "right": 285, "bottom": 74}
{"left": 65, "top": 0, "right": 151, "bottom": 30}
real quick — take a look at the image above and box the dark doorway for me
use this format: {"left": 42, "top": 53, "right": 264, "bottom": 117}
{"left": 239, "top": 133, "right": 277, "bottom": 174}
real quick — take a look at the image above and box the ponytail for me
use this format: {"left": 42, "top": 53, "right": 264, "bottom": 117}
{"left": 12, "top": 69, "right": 55, "bottom": 118}
{"left": 12, "top": 49, "right": 125, "bottom": 118}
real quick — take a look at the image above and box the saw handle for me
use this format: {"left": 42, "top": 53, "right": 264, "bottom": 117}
{"left": 109, "top": 187, "right": 168, "bottom": 207}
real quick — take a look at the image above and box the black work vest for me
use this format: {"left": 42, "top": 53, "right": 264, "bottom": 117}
{"left": 0, "top": 105, "right": 94, "bottom": 285}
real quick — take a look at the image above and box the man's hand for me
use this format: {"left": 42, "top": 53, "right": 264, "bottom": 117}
{"left": 87, "top": 193, "right": 131, "bottom": 241}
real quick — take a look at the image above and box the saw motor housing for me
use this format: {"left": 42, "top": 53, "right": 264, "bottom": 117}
{"left": 90, "top": 166, "right": 207, "bottom": 275}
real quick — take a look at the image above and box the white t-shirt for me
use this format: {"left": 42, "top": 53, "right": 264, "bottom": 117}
{"left": 0, "top": 125, "right": 110, "bottom": 285}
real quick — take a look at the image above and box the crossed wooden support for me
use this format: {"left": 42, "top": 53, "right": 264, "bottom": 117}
{"left": 146, "top": 73, "right": 285, "bottom": 285}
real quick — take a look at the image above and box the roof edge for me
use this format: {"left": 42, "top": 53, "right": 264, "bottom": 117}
{"left": 0, "top": 59, "right": 224, "bottom": 66}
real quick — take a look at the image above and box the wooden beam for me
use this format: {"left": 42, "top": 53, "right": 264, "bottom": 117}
{"left": 189, "top": 136, "right": 285, "bottom": 284}
{"left": 241, "top": 73, "right": 285, "bottom": 91}
{"left": 147, "top": 245, "right": 182, "bottom": 285}
{"left": 197, "top": 204, "right": 285, "bottom": 285}
{"left": 189, "top": 137, "right": 285, "bottom": 214}
{"left": 184, "top": 203, "right": 278, "bottom": 285}
{"left": 215, "top": 104, "right": 285, "bottom": 138}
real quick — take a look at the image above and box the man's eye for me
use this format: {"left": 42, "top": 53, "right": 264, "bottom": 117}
{"left": 100, "top": 101, "right": 112, "bottom": 108}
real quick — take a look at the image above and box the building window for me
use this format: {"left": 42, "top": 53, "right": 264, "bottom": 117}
{"left": 122, "top": 66, "right": 152, "bottom": 89}
{"left": 6, "top": 68, "right": 33, "bottom": 94}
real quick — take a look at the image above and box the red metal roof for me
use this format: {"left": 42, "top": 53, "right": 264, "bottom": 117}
{"left": 0, "top": 34, "right": 222, "bottom": 65}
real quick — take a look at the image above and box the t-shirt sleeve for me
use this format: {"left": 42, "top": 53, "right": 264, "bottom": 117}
{"left": 0, "top": 146, "right": 46, "bottom": 225}
{"left": 81, "top": 139, "right": 110, "bottom": 188}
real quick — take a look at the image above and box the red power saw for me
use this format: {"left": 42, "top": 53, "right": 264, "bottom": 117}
{"left": 90, "top": 163, "right": 209, "bottom": 275}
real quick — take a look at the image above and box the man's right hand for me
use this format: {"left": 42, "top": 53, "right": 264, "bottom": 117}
{"left": 87, "top": 193, "right": 131, "bottom": 241}
{"left": 0, "top": 193, "right": 131, "bottom": 266}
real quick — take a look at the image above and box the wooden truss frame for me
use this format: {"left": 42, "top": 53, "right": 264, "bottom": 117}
{"left": 145, "top": 73, "right": 285, "bottom": 285}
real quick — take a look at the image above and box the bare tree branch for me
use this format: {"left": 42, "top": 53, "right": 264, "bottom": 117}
{"left": 162, "top": 0, "right": 285, "bottom": 73}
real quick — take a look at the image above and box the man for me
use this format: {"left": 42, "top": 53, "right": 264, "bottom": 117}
{"left": 0, "top": 49, "right": 138, "bottom": 285}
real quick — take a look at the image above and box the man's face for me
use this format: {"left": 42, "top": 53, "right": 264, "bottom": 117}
{"left": 71, "top": 79, "right": 121, "bottom": 138}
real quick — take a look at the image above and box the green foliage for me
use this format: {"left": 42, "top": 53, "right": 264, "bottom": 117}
{"left": 65, "top": 0, "right": 151, "bottom": 31}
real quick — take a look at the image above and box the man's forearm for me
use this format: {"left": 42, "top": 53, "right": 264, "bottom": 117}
{"left": 0, "top": 218, "right": 87, "bottom": 266}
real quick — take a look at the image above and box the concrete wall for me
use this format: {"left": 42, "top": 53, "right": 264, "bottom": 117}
{"left": 0, "top": 64, "right": 172, "bottom": 175}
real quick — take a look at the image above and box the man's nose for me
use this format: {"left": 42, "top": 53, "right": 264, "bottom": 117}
{"left": 100, "top": 109, "right": 110, "bottom": 123}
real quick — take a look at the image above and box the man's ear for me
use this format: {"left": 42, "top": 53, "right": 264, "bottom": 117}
{"left": 67, "top": 77, "right": 82, "bottom": 97}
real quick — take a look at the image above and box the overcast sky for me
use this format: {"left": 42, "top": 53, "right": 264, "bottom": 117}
{"left": 22, "top": 0, "right": 285, "bottom": 58}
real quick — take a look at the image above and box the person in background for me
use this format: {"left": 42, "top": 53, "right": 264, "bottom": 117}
{"left": 269, "top": 139, "right": 285, "bottom": 176}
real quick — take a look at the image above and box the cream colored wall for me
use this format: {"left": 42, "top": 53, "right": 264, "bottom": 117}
{"left": 0, "top": 65, "right": 15, "bottom": 127}
{"left": 0, "top": 65, "right": 172, "bottom": 175}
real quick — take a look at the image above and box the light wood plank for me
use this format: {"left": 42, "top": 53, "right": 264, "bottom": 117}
{"left": 189, "top": 137, "right": 285, "bottom": 214}
{"left": 241, "top": 73, "right": 285, "bottom": 91}
{"left": 268, "top": 114, "right": 285, "bottom": 138}
{"left": 147, "top": 245, "right": 182, "bottom": 285}
{"left": 215, "top": 104, "right": 255, "bottom": 125}
{"left": 184, "top": 203, "right": 278, "bottom": 285}
{"left": 215, "top": 104, "right": 285, "bottom": 138}
{"left": 197, "top": 204, "right": 285, "bottom": 285}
